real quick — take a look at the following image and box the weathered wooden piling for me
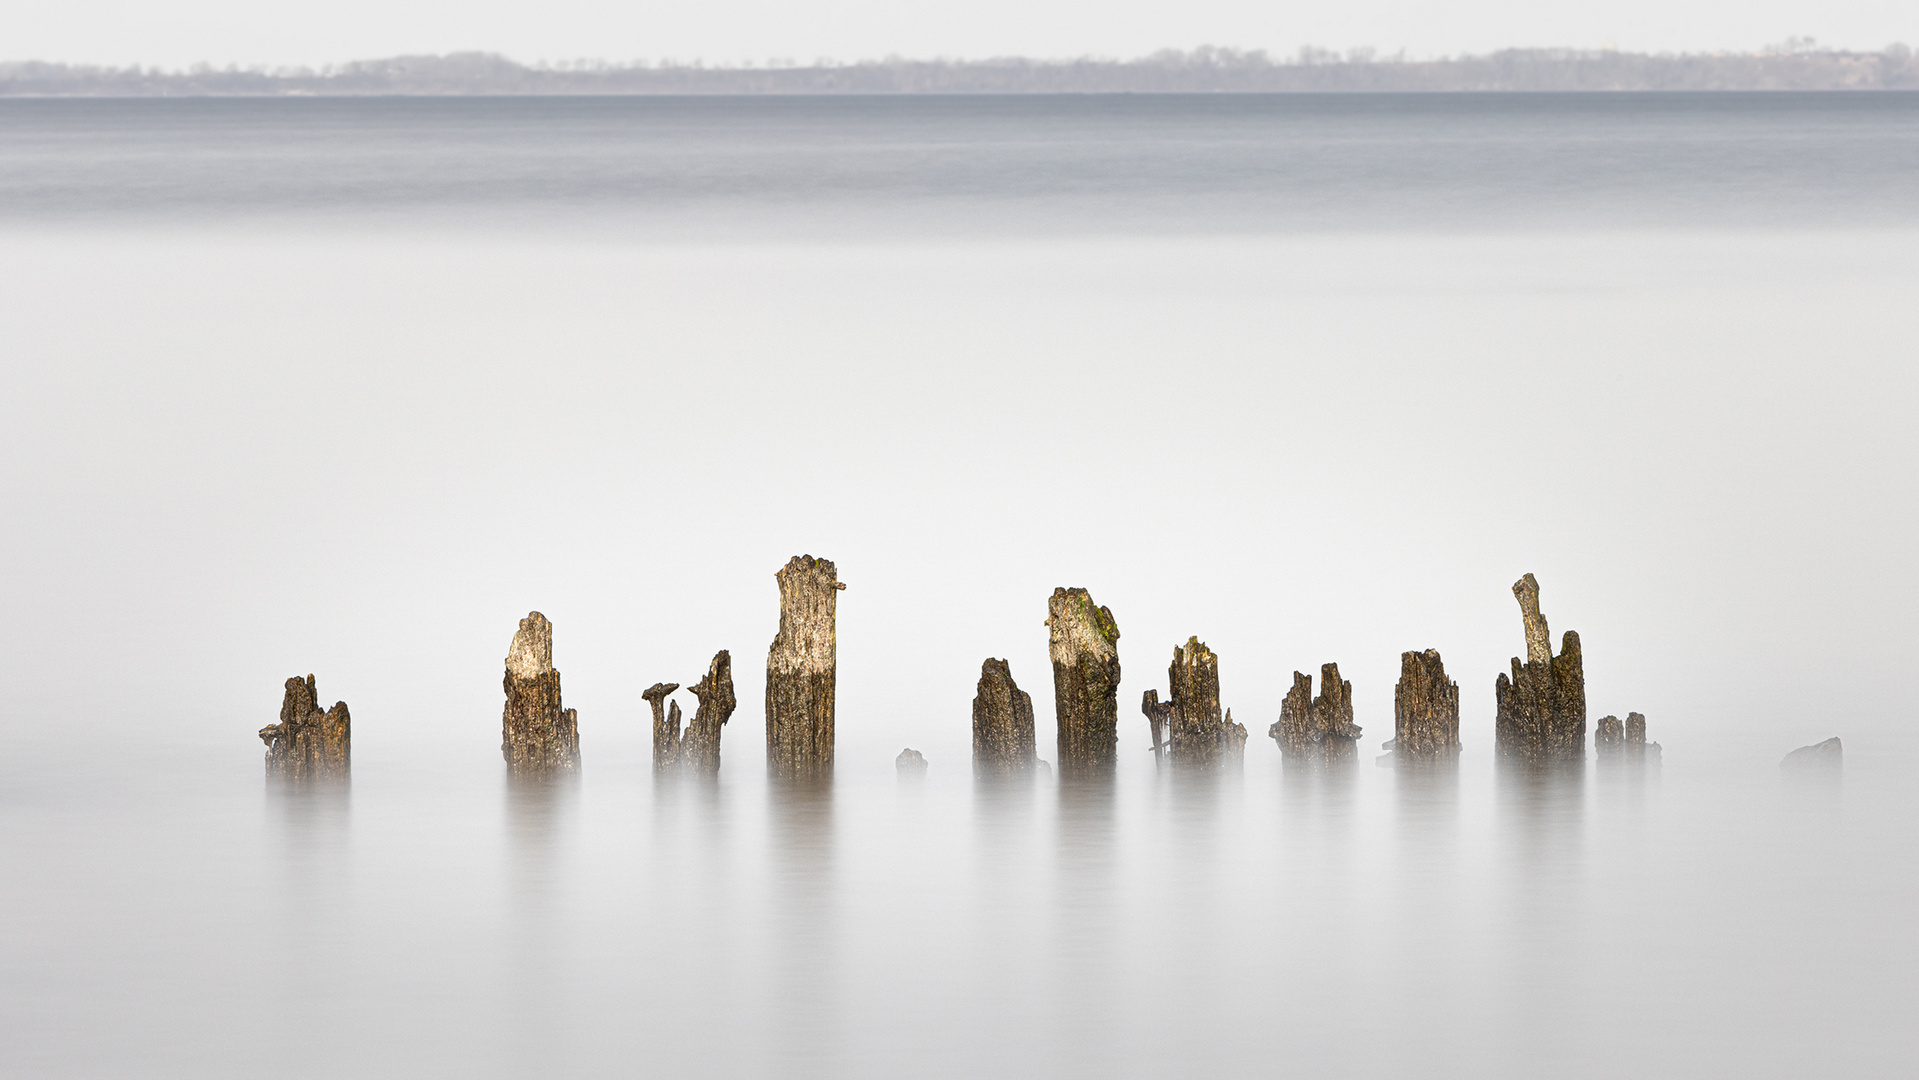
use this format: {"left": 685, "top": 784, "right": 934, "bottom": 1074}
{"left": 973, "top": 658, "right": 1037, "bottom": 775}
{"left": 1598, "top": 711, "right": 1660, "bottom": 765}
{"left": 1625, "top": 711, "right": 1660, "bottom": 763}
{"left": 647, "top": 652, "right": 737, "bottom": 775}
{"left": 502, "top": 611, "right": 579, "bottom": 778}
{"left": 682, "top": 651, "right": 736, "bottom": 775}
{"left": 767, "top": 555, "right": 843, "bottom": 781}
{"left": 1047, "top": 587, "right": 1121, "bottom": 779}
{"left": 1164, "top": 637, "right": 1248, "bottom": 769}
{"left": 1494, "top": 574, "right": 1586, "bottom": 767}
{"left": 1269, "top": 663, "right": 1362, "bottom": 768}
{"left": 644, "top": 682, "right": 682, "bottom": 771}
{"left": 1595, "top": 714, "right": 1625, "bottom": 756}
{"left": 259, "top": 675, "right": 350, "bottom": 782}
{"left": 1394, "top": 649, "right": 1460, "bottom": 765}
{"left": 1141, "top": 690, "right": 1173, "bottom": 765}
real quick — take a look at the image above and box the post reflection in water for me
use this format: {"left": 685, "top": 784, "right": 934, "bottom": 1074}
{"left": 1488, "top": 763, "right": 1591, "bottom": 1065}
{"left": 1047, "top": 776, "right": 1122, "bottom": 1074}
{"left": 502, "top": 775, "right": 576, "bottom": 1070}
{"left": 766, "top": 779, "right": 838, "bottom": 1074}
{"left": 265, "top": 783, "right": 352, "bottom": 971}
{"left": 1277, "top": 756, "right": 1362, "bottom": 825}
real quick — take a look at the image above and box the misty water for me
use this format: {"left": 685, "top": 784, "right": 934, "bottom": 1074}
{"left": 2, "top": 94, "right": 1916, "bottom": 1077}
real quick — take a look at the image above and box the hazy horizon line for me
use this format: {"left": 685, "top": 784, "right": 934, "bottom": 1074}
{"left": 4, "top": 43, "right": 1916, "bottom": 95}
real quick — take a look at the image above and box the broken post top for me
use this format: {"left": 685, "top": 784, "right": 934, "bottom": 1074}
{"left": 769, "top": 555, "right": 843, "bottom": 677}
{"left": 1174, "top": 636, "right": 1215, "bottom": 670}
{"left": 642, "top": 682, "right": 680, "bottom": 707}
{"left": 506, "top": 611, "right": 554, "bottom": 678}
{"left": 1314, "top": 663, "right": 1361, "bottom": 740}
{"left": 1513, "top": 573, "right": 1552, "bottom": 668}
{"left": 1168, "top": 637, "right": 1221, "bottom": 718}
{"left": 281, "top": 674, "right": 319, "bottom": 726}
{"left": 1046, "top": 587, "right": 1120, "bottom": 666}
{"left": 691, "top": 651, "right": 735, "bottom": 708}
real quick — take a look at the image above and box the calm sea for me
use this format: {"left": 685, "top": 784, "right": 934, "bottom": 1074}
{"left": 1, "top": 94, "right": 1915, "bottom": 1078}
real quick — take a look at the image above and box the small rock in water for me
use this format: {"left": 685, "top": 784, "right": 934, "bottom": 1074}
{"left": 1782, "top": 737, "right": 1843, "bottom": 771}
{"left": 1036, "top": 759, "right": 1053, "bottom": 777}
{"left": 896, "top": 748, "right": 928, "bottom": 775}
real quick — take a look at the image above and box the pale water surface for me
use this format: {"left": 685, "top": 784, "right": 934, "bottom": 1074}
{"left": 1, "top": 95, "right": 1915, "bottom": 1077}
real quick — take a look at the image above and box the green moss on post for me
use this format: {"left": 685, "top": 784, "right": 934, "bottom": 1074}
{"left": 1047, "top": 587, "right": 1121, "bottom": 778}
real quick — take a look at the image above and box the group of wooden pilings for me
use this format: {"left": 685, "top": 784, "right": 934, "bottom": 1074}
{"left": 260, "top": 561, "right": 1660, "bottom": 784}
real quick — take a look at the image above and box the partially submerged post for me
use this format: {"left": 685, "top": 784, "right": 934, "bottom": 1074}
{"left": 1047, "top": 587, "right": 1121, "bottom": 779}
{"left": 502, "top": 611, "right": 579, "bottom": 778}
{"left": 767, "top": 555, "right": 843, "bottom": 781}
{"left": 973, "top": 658, "right": 1037, "bottom": 775}
{"left": 646, "top": 652, "right": 737, "bottom": 775}
{"left": 1141, "top": 690, "right": 1172, "bottom": 766}
{"left": 1494, "top": 574, "right": 1586, "bottom": 768}
{"left": 644, "top": 682, "right": 682, "bottom": 771}
{"left": 1394, "top": 649, "right": 1460, "bottom": 765}
{"left": 681, "top": 651, "right": 736, "bottom": 775}
{"left": 1269, "top": 663, "right": 1362, "bottom": 768}
{"left": 1624, "top": 711, "right": 1661, "bottom": 764}
{"left": 259, "top": 675, "right": 350, "bottom": 783}
{"left": 1595, "top": 715, "right": 1625, "bottom": 756}
{"left": 1165, "top": 637, "right": 1247, "bottom": 769}
{"left": 1598, "top": 711, "right": 1660, "bottom": 766}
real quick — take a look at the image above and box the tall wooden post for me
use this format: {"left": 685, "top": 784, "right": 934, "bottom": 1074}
{"left": 502, "top": 611, "right": 579, "bottom": 778}
{"left": 1494, "top": 574, "right": 1586, "bottom": 767}
{"left": 767, "top": 555, "right": 842, "bottom": 780}
{"left": 1047, "top": 587, "right": 1120, "bottom": 779}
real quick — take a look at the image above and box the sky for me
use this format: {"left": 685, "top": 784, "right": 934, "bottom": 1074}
{"left": 5, "top": 0, "right": 1916, "bottom": 68}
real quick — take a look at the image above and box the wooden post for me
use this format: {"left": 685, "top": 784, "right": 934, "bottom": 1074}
{"left": 1269, "top": 664, "right": 1362, "bottom": 768}
{"left": 502, "top": 611, "right": 579, "bottom": 778}
{"left": 1394, "top": 649, "right": 1460, "bottom": 765}
{"left": 645, "top": 682, "right": 682, "bottom": 771}
{"left": 1494, "top": 574, "right": 1586, "bottom": 767}
{"left": 681, "top": 651, "right": 736, "bottom": 775}
{"left": 1624, "top": 712, "right": 1660, "bottom": 763}
{"left": 1141, "top": 690, "right": 1172, "bottom": 766}
{"left": 1047, "top": 587, "right": 1121, "bottom": 779}
{"left": 767, "top": 555, "right": 842, "bottom": 781}
{"left": 1165, "top": 637, "right": 1247, "bottom": 769}
{"left": 259, "top": 675, "right": 349, "bottom": 783}
{"left": 1595, "top": 714, "right": 1625, "bottom": 757}
{"left": 973, "top": 658, "right": 1037, "bottom": 775}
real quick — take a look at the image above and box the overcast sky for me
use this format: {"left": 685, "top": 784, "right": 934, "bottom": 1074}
{"left": 7, "top": 0, "right": 1915, "bottom": 68}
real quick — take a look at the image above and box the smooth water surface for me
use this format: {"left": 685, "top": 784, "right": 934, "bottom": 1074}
{"left": 1, "top": 94, "right": 1915, "bottom": 1078}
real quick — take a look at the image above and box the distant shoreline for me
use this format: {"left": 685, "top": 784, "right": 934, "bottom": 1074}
{"left": 4, "top": 46, "right": 1917, "bottom": 96}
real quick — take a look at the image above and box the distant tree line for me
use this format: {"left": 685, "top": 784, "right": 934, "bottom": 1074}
{"left": 3, "top": 45, "right": 1917, "bottom": 96}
